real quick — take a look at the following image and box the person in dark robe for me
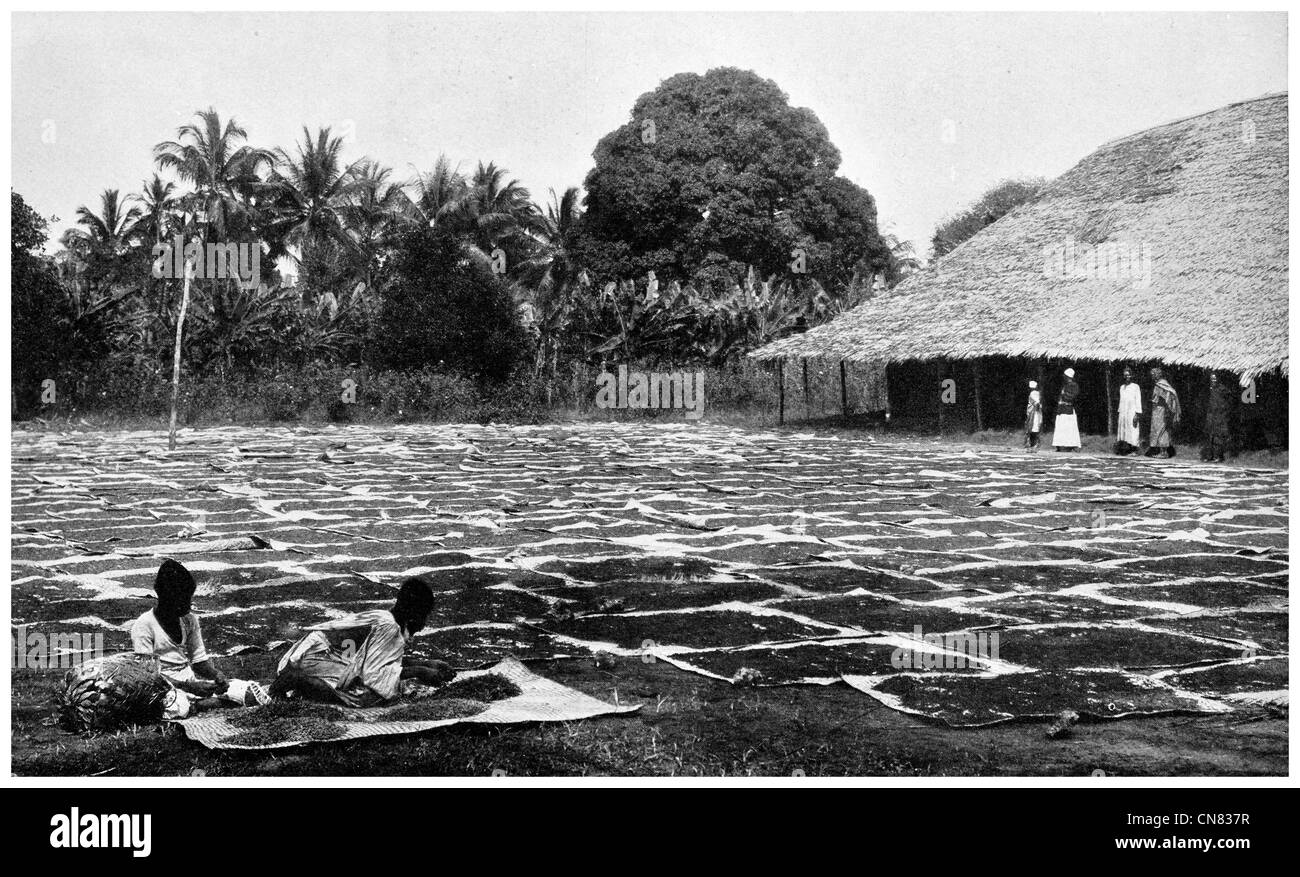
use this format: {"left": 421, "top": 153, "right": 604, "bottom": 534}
{"left": 1145, "top": 367, "right": 1182, "bottom": 458}
{"left": 1201, "top": 372, "right": 1233, "bottom": 462}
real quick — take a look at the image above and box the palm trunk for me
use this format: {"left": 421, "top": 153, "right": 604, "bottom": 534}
{"left": 168, "top": 261, "right": 194, "bottom": 451}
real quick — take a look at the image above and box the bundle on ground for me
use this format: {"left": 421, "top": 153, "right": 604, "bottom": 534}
{"left": 53, "top": 653, "right": 172, "bottom": 734}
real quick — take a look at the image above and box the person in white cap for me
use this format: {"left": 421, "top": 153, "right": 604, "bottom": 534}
{"left": 1024, "top": 380, "right": 1042, "bottom": 450}
{"left": 1052, "top": 368, "right": 1081, "bottom": 451}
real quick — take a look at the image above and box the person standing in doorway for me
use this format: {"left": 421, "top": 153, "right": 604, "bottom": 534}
{"left": 1146, "top": 367, "right": 1182, "bottom": 458}
{"left": 1201, "top": 372, "right": 1232, "bottom": 462}
{"left": 1024, "top": 380, "right": 1042, "bottom": 451}
{"left": 1114, "top": 366, "right": 1142, "bottom": 455}
{"left": 1052, "top": 368, "right": 1081, "bottom": 452}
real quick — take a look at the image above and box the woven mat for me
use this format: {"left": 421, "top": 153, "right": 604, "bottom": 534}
{"left": 178, "top": 657, "right": 639, "bottom": 750}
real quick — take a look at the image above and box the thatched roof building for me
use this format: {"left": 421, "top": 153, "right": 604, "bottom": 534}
{"left": 753, "top": 92, "right": 1288, "bottom": 380}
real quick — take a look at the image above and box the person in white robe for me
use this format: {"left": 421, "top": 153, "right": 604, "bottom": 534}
{"left": 1051, "top": 368, "right": 1081, "bottom": 451}
{"left": 1024, "top": 380, "right": 1042, "bottom": 450}
{"left": 1114, "top": 366, "right": 1142, "bottom": 455}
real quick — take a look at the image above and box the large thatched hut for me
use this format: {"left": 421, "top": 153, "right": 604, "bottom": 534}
{"left": 752, "top": 92, "right": 1288, "bottom": 448}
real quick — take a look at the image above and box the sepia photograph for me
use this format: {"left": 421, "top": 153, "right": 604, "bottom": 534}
{"left": 5, "top": 6, "right": 1290, "bottom": 807}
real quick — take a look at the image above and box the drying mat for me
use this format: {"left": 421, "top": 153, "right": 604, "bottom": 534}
{"left": 178, "top": 657, "right": 639, "bottom": 750}
{"left": 841, "top": 668, "right": 1234, "bottom": 728}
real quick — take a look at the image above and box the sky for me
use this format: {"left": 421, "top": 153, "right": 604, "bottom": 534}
{"left": 10, "top": 11, "right": 1288, "bottom": 257}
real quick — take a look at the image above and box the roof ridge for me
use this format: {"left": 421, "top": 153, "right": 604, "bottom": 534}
{"left": 1096, "top": 90, "right": 1287, "bottom": 151}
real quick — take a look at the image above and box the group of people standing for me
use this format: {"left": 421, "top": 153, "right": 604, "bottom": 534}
{"left": 1024, "top": 365, "right": 1234, "bottom": 461}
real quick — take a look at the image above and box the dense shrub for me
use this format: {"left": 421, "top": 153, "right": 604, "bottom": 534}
{"left": 369, "top": 228, "right": 530, "bottom": 382}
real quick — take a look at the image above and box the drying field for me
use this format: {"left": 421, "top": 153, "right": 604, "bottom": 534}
{"left": 10, "top": 422, "right": 1289, "bottom": 775}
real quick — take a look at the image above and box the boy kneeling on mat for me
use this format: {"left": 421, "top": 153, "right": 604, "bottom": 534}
{"left": 270, "top": 577, "right": 455, "bottom": 707}
{"left": 131, "top": 559, "right": 270, "bottom": 718}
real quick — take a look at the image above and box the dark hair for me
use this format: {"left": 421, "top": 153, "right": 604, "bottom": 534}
{"left": 393, "top": 577, "right": 435, "bottom": 634}
{"left": 155, "top": 558, "right": 196, "bottom": 602}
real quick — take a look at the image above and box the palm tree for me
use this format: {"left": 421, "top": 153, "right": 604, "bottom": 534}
{"left": 339, "top": 160, "right": 406, "bottom": 294}
{"left": 59, "top": 189, "right": 143, "bottom": 310}
{"left": 134, "top": 175, "right": 180, "bottom": 317}
{"left": 153, "top": 108, "right": 273, "bottom": 240}
{"left": 154, "top": 108, "right": 273, "bottom": 441}
{"left": 264, "top": 126, "right": 363, "bottom": 271}
{"left": 135, "top": 175, "right": 179, "bottom": 244}
{"left": 512, "top": 187, "right": 585, "bottom": 385}
{"left": 460, "top": 160, "right": 539, "bottom": 255}
{"left": 72, "top": 188, "right": 141, "bottom": 256}
{"left": 883, "top": 232, "right": 922, "bottom": 286}
{"left": 407, "top": 154, "right": 469, "bottom": 232}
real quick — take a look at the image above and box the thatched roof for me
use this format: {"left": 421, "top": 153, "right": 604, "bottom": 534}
{"left": 753, "top": 92, "right": 1288, "bottom": 378}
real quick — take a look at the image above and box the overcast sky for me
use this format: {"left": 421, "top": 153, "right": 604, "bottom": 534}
{"left": 11, "top": 11, "right": 1287, "bottom": 256}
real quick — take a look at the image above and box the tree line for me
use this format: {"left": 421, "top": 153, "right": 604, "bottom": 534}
{"left": 14, "top": 68, "right": 945, "bottom": 418}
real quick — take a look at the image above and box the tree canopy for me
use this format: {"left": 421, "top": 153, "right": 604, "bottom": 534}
{"left": 577, "top": 67, "right": 889, "bottom": 291}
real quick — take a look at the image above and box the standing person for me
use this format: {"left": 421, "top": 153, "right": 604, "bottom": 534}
{"left": 1024, "top": 380, "right": 1043, "bottom": 451}
{"left": 1146, "top": 367, "right": 1182, "bottom": 458}
{"left": 1114, "top": 366, "right": 1143, "bottom": 455}
{"left": 1051, "top": 368, "right": 1081, "bottom": 452}
{"left": 1201, "top": 372, "right": 1232, "bottom": 462}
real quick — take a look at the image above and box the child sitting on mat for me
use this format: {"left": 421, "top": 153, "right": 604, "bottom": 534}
{"left": 130, "top": 559, "right": 269, "bottom": 718}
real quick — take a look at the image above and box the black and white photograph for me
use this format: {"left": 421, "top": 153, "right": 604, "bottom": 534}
{"left": 4, "top": 6, "right": 1291, "bottom": 807}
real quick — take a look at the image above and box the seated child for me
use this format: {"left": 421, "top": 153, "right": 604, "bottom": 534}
{"left": 130, "top": 559, "right": 269, "bottom": 718}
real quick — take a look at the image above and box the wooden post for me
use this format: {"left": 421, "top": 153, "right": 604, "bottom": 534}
{"left": 972, "top": 359, "right": 984, "bottom": 432}
{"left": 840, "top": 360, "right": 848, "bottom": 418}
{"left": 883, "top": 362, "right": 892, "bottom": 425}
{"left": 777, "top": 359, "right": 785, "bottom": 425}
{"left": 802, "top": 359, "right": 810, "bottom": 420}
{"left": 1105, "top": 364, "right": 1115, "bottom": 439}
{"left": 937, "top": 360, "right": 946, "bottom": 436}
{"left": 167, "top": 259, "right": 194, "bottom": 451}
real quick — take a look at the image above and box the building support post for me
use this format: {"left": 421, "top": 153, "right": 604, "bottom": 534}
{"left": 802, "top": 359, "right": 810, "bottom": 420}
{"left": 777, "top": 359, "right": 785, "bottom": 426}
{"left": 840, "top": 360, "right": 849, "bottom": 418}
{"left": 972, "top": 359, "right": 984, "bottom": 432}
{"left": 937, "top": 360, "right": 946, "bottom": 436}
{"left": 1105, "top": 364, "right": 1115, "bottom": 439}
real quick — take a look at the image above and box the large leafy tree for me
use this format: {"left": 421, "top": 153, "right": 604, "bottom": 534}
{"left": 576, "top": 67, "right": 889, "bottom": 290}
{"left": 12, "top": 191, "right": 105, "bottom": 415}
